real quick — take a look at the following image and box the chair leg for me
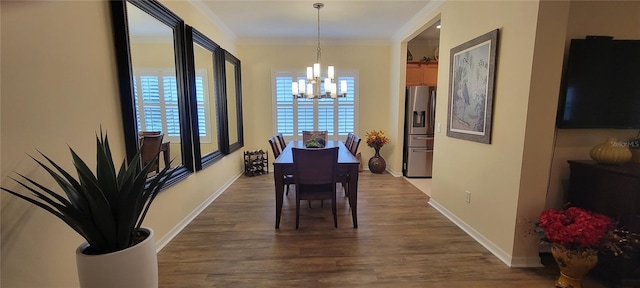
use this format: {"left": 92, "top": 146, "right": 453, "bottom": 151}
{"left": 332, "top": 192, "right": 337, "bottom": 228}
{"left": 344, "top": 175, "right": 351, "bottom": 197}
{"left": 286, "top": 184, "right": 289, "bottom": 195}
{"left": 296, "top": 197, "right": 300, "bottom": 230}
{"left": 343, "top": 181, "right": 349, "bottom": 197}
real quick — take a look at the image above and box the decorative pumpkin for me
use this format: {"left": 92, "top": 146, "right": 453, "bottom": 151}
{"left": 590, "top": 138, "right": 632, "bottom": 165}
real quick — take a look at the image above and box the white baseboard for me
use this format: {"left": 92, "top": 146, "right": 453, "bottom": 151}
{"left": 428, "top": 199, "right": 542, "bottom": 268}
{"left": 156, "top": 170, "right": 244, "bottom": 252}
{"left": 510, "top": 256, "right": 544, "bottom": 268}
{"left": 362, "top": 166, "right": 402, "bottom": 177}
{"left": 387, "top": 167, "right": 402, "bottom": 177}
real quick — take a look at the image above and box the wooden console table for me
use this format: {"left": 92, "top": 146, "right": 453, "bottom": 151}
{"left": 567, "top": 160, "right": 640, "bottom": 286}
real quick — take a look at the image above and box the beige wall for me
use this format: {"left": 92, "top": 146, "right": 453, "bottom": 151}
{"left": 0, "top": 1, "right": 241, "bottom": 287}
{"left": 429, "top": 0, "right": 639, "bottom": 266}
{"left": 431, "top": 0, "right": 542, "bottom": 264}
{"left": 546, "top": 0, "right": 640, "bottom": 209}
{"left": 1, "top": 3, "right": 124, "bottom": 286}
{"left": 513, "top": 0, "right": 570, "bottom": 262}
{"left": 407, "top": 43, "right": 439, "bottom": 62}
{"left": 2, "top": 0, "right": 638, "bottom": 286}
{"left": 237, "top": 44, "right": 392, "bottom": 168}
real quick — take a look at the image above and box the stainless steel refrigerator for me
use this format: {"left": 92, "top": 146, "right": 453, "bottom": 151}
{"left": 403, "top": 86, "right": 436, "bottom": 178}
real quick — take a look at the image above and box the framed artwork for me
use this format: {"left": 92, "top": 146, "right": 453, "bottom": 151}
{"left": 447, "top": 29, "right": 499, "bottom": 144}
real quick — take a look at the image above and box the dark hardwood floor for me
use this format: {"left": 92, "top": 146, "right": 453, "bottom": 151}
{"left": 157, "top": 172, "right": 611, "bottom": 287}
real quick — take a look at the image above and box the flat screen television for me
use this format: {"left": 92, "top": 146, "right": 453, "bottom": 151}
{"left": 556, "top": 37, "right": 640, "bottom": 129}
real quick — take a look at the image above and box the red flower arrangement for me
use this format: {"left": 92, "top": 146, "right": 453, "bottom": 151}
{"left": 537, "top": 205, "right": 640, "bottom": 256}
{"left": 538, "top": 206, "right": 611, "bottom": 249}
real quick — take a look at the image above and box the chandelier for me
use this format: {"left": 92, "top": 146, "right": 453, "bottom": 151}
{"left": 292, "top": 3, "right": 347, "bottom": 99}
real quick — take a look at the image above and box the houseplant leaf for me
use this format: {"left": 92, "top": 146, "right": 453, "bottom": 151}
{"left": 1, "top": 129, "right": 176, "bottom": 254}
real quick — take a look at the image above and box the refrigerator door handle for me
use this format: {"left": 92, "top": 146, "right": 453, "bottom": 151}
{"left": 430, "top": 89, "right": 436, "bottom": 130}
{"left": 411, "top": 148, "right": 432, "bottom": 152}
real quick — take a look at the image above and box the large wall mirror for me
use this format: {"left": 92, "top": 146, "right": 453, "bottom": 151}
{"left": 221, "top": 51, "right": 244, "bottom": 154}
{"left": 110, "top": 0, "right": 193, "bottom": 185}
{"left": 111, "top": 0, "right": 244, "bottom": 180}
{"left": 186, "top": 26, "right": 224, "bottom": 170}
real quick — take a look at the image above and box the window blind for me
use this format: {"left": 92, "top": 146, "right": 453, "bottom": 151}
{"left": 273, "top": 71, "right": 357, "bottom": 139}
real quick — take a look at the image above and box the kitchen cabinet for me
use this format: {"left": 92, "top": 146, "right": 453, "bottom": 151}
{"left": 406, "top": 61, "right": 438, "bottom": 86}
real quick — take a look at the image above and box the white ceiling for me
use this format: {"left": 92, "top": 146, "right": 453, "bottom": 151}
{"left": 192, "top": 0, "right": 439, "bottom": 45}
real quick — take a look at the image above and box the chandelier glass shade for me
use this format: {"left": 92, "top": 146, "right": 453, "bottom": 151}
{"left": 292, "top": 3, "right": 347, "bottom": 99}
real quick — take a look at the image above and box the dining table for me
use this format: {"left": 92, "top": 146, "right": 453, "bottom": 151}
{"left": 273, "top": 140, "right": 360, "bottom": 229}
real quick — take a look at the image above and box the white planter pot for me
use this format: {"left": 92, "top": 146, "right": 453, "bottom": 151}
{"left": 76, "top": 227, "right": 158, "bottom": 288}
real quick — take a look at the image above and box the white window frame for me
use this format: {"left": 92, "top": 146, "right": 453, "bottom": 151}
{"left": 133, "top": 68, "right": 212, "bottom": 143}
{"left": 272, "top": 69, "right": 359, "bottom": 140}
{"left": 194, "top": 69, "right": 212, "bottom": 144}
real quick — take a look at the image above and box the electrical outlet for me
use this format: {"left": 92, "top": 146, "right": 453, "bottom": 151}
{"left": 436, "top": 123, "right": 441, "bottom": 133}
{"left": 465, "top": 191, "right": 471, "bottom": 203}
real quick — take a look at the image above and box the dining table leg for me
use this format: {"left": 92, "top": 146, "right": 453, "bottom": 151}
{"left": 348, "top": 164, "right": 358, "bottom": 228}
{"left": 274, "top": 164, "right": 284, "bottom": 229}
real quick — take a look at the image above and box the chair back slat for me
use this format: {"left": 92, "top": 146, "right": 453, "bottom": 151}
{"left": 349, "top": 136, "right": 361, "bottom": 155}
{"left": 140, "top": 131, "right": 162, "bottom": 136}
{"left": 345, "top": 133, "right": 354, "bottom": 149}
{"left": 276, "top": 133, "right": 286, "bottom": 151}
{"left": 140, "top": 133, "right": 164, "bottom": 172}
{"left": 268, "top": 136, "right": 281, "bottom": 158}
{"left": 292, "top": 147, "right": 338, "bottom": 185}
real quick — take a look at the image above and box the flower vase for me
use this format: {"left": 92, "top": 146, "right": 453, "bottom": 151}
{"left": 551, "top": 245, "right": 598, "bottom": 288}
{"left": 76, "top": 227, "right": 158, "bottom": 288}
{"left": 368, "top": 147, "right": 386, "bottom": 174}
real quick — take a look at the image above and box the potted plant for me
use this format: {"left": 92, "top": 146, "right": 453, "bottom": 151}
{"left": 1, "top": 130, "right": 175, "bottom": 288}
{"left": 537, "top": 205, "right": 640, "bottom": 288}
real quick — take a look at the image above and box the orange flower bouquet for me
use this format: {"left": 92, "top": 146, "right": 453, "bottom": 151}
{"left": 365, "top": 130, "right": 389, "bottom": 149}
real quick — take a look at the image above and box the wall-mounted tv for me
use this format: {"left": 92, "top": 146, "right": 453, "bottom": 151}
{"left": 556, "top": 37, "right": 640, "bottom": 129}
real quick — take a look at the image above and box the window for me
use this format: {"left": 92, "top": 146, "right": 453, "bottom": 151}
{"left": 273, "top": 71, "right": 357, "bottom": 139}
{"left": 133, "top": 69, "right": 210, "bottom": 142}
{"left": 194, "top": 70, "right": 212, "bottom": 143}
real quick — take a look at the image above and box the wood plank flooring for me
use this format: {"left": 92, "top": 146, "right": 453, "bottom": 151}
{"left": 157, "top": 172, "right": 609, "bottom": 287}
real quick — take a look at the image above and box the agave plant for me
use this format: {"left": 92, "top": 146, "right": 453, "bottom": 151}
{"left": 1, "top": 131, "right": 174, "bottom": 254}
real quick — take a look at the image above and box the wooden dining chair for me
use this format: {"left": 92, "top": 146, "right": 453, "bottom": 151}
{"left": 276, "top": 133, "right": 286, "bottom": 151}
{"left": 344, "top": 133, "right": 354, "bottom": 151}
{"left": 140, "top": 131, "right": 162, "bottom": 136}
{"left": 339, "top": 135, "right": 361, "bottom": 196}
{"left": 292, "top": 147, "right": 339, "bottom": 229}
{"left": 349, "top": 136, "right": 361, "bottom": 156}
{"left": 269, "top": 136, "right": 293, "bottom": 195}
{"left": 268, "top": 136, "right": 281, "bottom": 158}
{"left": 140, "top": 132, "right": 164, "bottom": 174}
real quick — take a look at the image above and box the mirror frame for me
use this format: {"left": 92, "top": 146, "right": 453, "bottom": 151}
{"left": 220, "top": 50, "right": 244, "bottom": 155}
{"left": 110, "top": 0, "right": 193, "bottom": 185}
{"left": 185, "top": 25, "right": 224, "bottom": 170}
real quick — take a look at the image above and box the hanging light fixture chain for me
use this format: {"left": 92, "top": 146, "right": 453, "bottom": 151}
{"left": 292, "top": 3, "right": 346, "bottom": 99}
{"left": 314, "top": 3, "right": 323, "bottom": 64}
